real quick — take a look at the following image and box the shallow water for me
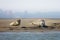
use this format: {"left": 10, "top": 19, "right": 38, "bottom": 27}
{"left": 0, "top": 31, "right": 60, "bottom": 40}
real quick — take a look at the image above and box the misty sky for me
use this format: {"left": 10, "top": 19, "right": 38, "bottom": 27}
{"left": 0, "top": 0, "right": 60, "bottom": 18}
{"left": 0, "top": 0, "right": 60, "bottom": 12}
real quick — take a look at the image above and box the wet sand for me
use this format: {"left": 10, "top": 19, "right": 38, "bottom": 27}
{"left": 0, "top": 18, "right": 60, "bottom": 32}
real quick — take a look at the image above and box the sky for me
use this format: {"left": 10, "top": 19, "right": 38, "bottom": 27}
{"left": 0, "top": 0, "right": 60, "bottom": 18}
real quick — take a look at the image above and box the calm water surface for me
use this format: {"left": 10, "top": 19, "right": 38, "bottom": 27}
{"left": 0, "top": 31, "right": 60, "bottom": 40}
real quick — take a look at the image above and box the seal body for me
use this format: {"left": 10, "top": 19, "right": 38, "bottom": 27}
{"left": 40, "top": 20, "right": 45, "bottom": 28}
{"left": 10, "top": 19, "right": 21, "bottom": 26}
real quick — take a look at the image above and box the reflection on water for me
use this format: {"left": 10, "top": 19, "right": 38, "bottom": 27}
{"left": 0, "top": 31, "right": 60, "bottom": 40}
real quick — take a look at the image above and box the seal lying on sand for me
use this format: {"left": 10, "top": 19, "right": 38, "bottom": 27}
{"left": 31, "top": 19, "right": 47, "bottom": 28}
{"left": 40, "top": 20, "right": 45, "bottom": 28}
{"left": 10, "top": 19, "right": 21, "bottom": 26}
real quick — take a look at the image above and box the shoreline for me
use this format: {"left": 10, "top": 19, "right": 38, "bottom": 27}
{"left": 0, "top": 30, "right": 60, "bottom": 34}
{"left": 0, "top": 27, "right": 60, "bottom": 32}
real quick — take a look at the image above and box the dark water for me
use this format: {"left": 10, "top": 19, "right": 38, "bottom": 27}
{"left": 0, "top": 31, "right": 60, "bottom": 40}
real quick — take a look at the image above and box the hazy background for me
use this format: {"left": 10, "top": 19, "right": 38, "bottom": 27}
{"left": 0, "top": 0, "right": 60, "bottom": 18}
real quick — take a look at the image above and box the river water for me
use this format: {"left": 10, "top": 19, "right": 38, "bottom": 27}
{"left": 0, "top": 31, "right": 60, "bottom": 40}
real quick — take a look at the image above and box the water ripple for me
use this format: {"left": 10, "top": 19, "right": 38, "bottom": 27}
{"left": 0, "top": 31, "right": 60, "bottom": 40}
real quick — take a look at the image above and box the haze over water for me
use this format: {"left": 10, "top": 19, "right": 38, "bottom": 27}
{"left": 0, "top": 0, "right": 60, "bottom": 18}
